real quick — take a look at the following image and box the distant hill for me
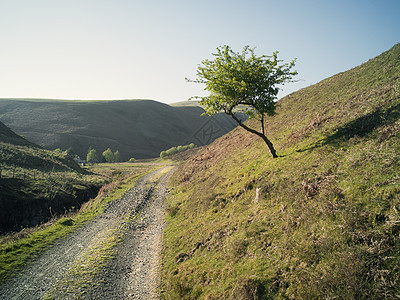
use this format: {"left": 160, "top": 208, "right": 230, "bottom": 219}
{"left": 0, "top": 99, "right": 244, "bottom": 159}
{"left": 161, "top": 44, "right": 400, "bottom": 298}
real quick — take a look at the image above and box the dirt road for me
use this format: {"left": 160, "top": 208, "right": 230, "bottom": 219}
{"left": 0, "top": 166, "right": 175, "bottom": 299}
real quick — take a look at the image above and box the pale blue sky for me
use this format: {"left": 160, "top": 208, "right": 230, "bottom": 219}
{"left": 0, "top": 0, "right": 399, "bottom": 103}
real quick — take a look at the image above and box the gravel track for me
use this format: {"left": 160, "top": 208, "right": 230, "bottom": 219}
{"left": 0, "top": 166, "right": 175, "bottom": 300}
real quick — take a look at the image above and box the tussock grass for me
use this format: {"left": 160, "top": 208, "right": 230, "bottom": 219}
{"left": 161, "top": 44, "right": 400, "bottom": 299}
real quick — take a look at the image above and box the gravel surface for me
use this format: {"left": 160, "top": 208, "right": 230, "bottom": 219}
{"left": 0, "top": 166, "right": 175, "bottom": 300}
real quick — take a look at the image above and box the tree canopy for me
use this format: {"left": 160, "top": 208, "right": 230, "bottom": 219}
{"left": 102, "top": 148, "right": 122, "bottom": 163}
{"left": 188, "top": 45, "right": 297, "bottom": 158}
{"left": 102, "top": 148, "right": 114, "bottom": 163}
{"left": 86, "top": 146, "right": 98, "bottom": 163}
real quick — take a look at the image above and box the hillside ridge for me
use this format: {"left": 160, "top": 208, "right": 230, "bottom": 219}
{"left": 0, "top": 99, "right": 242, "bottom": 159}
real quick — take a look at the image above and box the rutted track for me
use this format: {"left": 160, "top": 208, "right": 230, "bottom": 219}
{"left": 0, "top": 166, "right": 175, "bottom": 300}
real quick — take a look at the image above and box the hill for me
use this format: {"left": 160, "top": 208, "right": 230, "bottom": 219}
{"left": 0, "top": 123, "right": 104, "bottom": 231}
{"left": 170, "top": 100, "right": 201, "bottom": 107}
{"left": 161, "top": 44, "right": 400, "bottom": 298}
{"left": 0, "top": 99, "right": 243, "bottom": 160}
{"left": 0, "top": 120, "right": 37, "bottom": 147}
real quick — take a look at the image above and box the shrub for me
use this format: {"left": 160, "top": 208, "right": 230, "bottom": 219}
{"left": 54, "top": 148, "right": 63, "bottom": 154}
{"left": 160, "top": 144, "right": 197, "bottom": 159}
{"left": 166, "top": 147, "right": 178, "bottom": 156}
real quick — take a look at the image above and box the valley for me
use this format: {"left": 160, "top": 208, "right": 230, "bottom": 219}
{"left": 0, "top": 43, "right": 399, "bottom": 299}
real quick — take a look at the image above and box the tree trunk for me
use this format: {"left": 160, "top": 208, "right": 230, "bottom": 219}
{"left": 260, "top": 135, "right": 278, "bottom": 158}
{"left": 228, "top": 112, "right": 278, "bottom": 158}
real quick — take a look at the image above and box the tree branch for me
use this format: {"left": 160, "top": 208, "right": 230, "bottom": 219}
{"left": 227, "top": 111, "right": 264, "bottom": 139}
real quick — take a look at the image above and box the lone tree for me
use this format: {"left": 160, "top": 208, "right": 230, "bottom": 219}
{"left": 188, "top": 45, "right": 297, "bottom": 158}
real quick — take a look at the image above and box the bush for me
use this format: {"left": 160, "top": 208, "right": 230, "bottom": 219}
{"left": 160, "top": 144, "right": 197, "bottom": 159}
{"left": 165, "top": 147, "right": 178, "bottom": 156}
{"left": 128, "top": 158, "right": 136, "bottom": 163}
{"left": 54, "top": 148, "right": 63, "bottom": 154}
{"left": 102, "top": 148, "right": 114, "bottom": 163}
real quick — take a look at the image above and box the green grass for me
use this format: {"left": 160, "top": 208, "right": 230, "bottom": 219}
{"left": 43, "top": 224, "right": 122, "bottom": 299}
{"left": 160, "top": 44, "right": 400, "bottom": 299}
{"left": 43, "top": 211, "right": 133, "bottom": 300}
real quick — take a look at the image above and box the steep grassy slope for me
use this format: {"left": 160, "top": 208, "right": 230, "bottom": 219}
{"left": 0, "top": 123, "right": 104, "bottom": 231}
{"left": 0, "top": 120, "right": 36, "bottom": 147}
{"left": 0, "top": 99, "right": 241, "bottom": 159}
{"left": 161, "top": 44, "right": 400, "bottom": 299}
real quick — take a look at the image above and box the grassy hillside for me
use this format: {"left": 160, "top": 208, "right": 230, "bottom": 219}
{"left": 0, "top": 122, "right": 105, "bottom": 231}
{"left": 161, "top": 44, "right": 400, "bottom": 299}
{"left": 0, "top": 120, "right": 36, "bottom": 147}
{"left": 0, "top": 99, "right": 242, "bottom": 159}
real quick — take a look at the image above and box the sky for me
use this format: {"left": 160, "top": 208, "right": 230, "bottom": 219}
{"left": 0, "top": 0, "right": 399, "bottom": 104}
